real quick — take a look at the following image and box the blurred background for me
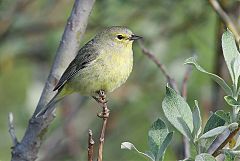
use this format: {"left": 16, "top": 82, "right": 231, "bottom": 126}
{"left": 0, "top": 0, "right": 240, "bottom": 160}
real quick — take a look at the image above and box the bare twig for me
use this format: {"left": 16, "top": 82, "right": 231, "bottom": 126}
{"left": 208, "top": 0, "right": 240, "bottom": 44}
{"left": 138, "top": 40, "right": 179, "bottom": 92}
{"left": 181, "top": 66, "right": 192, "bottom": 99}
{"left": 10, "top": 1, "right": 95, "bottom": 161}
{"left": 96, "top": 91, "right": 110, "bottom": 161}
{"left": 88, "top": 129, "right": 95, "bottom": 161}
{"left": 8, "top": 112, "right": 19, "bottom": 147}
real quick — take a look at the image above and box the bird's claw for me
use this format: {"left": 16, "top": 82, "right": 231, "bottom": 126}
{"left": 92, "top": 96, "right": 108, "bottom": 104}
{"left": 98, "top": 90, "right": 106, "bottom": 99}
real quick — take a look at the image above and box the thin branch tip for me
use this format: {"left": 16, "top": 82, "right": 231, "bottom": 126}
{"left": 88, "top": 129, "right": 95, "bottom": 144}
{"left": 209, "top": 0, "right": 240, "bottom": 44}
{"left": 88, "top": 129, "right": 94, "bottom": 161}
{"left": 8, "top": 112, "right": 18, "bottom": 147}
{"left": 181, "top": 66, "right": 192, "bottom": 99}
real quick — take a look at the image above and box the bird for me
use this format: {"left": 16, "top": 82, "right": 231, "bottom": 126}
{"left": 35, "top": 26, "right": 142, "bottom": 118}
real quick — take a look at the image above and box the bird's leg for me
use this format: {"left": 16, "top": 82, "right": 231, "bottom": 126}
{"left": 93, "top": 90, "right": 110, "bottom": 118}
{"left": 92, "top": 90, "right": 108, "bottom": 104}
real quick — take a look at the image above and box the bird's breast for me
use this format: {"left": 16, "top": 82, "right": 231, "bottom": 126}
{"left": 97, "top": 48, "right": 133, "bottom": 91}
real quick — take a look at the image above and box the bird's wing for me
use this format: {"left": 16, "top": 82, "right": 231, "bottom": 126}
{"left": 53, "top": 40, "right": 99, "bottom": 91}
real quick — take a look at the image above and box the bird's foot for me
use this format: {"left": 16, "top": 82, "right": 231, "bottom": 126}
{"left": 92, "top": 96, "right": 108, "bottom": 104}
{"left": 92, "top": 90, "right": 107, "bottom": 104}
{"left": 98, "top": 90, "right": 106, "bottom": 99}
{"left": 93, "top": 90, "right": 110, "bottom": 118}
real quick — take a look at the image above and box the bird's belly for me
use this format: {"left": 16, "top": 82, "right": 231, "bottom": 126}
{"left": 66, "top": 52, "right": 133, "bottom": 96}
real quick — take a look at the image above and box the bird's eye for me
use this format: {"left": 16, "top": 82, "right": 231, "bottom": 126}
{"left": 117, "top": 35, "right": 124, "bottom": 40}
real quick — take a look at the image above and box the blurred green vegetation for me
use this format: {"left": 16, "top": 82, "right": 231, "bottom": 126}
{"left": 0, "top": 0, "right": 238, "bottom": 160}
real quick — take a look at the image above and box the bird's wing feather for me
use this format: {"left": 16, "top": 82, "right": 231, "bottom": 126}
{"left": 53, "top": 40, "right": 99, "bottom": 91}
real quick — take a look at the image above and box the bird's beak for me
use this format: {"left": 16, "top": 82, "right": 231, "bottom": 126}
{"left": 129, "top": 35, "right": 143, "bottom": 41}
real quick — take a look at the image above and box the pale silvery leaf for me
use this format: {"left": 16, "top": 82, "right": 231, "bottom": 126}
{"left": 162, "top": 86, "right": 193, "bottom": 138}
{"left": 203, "top": 112, "right": 225, "bottom": 133}
{"left": 224, "top": 95, "right": 240, "bottom": 106}
{"left": 148, "top": 119, "right": 173, "bottom": 161}
{"left": 200, "top": 126, "right": 227, "bottom": 139}
{"left": 148, "top": 119, "right": 168, "bottom": 158}
{"left": 231, "top": 55, "right": 240, "bottom": 87}
{"left": 156, "top": 132, "right": 173, "bottom": 161}
{"left": 224, "top": 151, "right": 236, "bottom": 161}
{"left": 195, "top": 153, "right": 216, "bottom": 161}
{"left": 185, "top": 56, "right": 232, "bottom": 96}
{"left": 121, "top": 142, "right": 155, "bottom": 161}
{"left": 215, "top": 110, "right": 231, "bottom": 124}
{"left": 222, "top": 30, "right": 240, "bottom": 84}
{"left": 192, "top": 100, "right": 202, "bottom": 140}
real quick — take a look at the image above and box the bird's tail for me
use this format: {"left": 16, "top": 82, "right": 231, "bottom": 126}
{"left": 35, "top": 90, "right": 64, "bottom": 118}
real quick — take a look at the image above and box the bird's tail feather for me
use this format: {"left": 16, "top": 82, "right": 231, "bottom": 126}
{"left": 35, "top": 90, "right": 64, "bottom": 118}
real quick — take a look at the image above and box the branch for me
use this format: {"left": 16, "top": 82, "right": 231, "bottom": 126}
{"left": 208, "top": 0, "right": 240, "bottom": 44}
{"left": 181, "top": 66, "right": 192, "bottom": 99}
{"left": 88, "top": 129, "right": 95, "bottom": 161}
{"left": 97, "top": 91, "right": 110, "bottom": 161}
{"left": 10, "top": 0, "right": 95, "bottom": 161}
{"left": 8, "top": 112, "right": 19, "bottom": 147}
{"left": 138, "top": 40, "right": 179, "bottom": 92}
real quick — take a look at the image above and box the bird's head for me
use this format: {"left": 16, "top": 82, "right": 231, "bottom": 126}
{"left": 96, "top": 26, "right": 142, "bottom": 48}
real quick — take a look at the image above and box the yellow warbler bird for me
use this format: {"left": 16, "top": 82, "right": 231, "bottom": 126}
{"left": 36, "top": 26, "right": 142, "bottom": 117}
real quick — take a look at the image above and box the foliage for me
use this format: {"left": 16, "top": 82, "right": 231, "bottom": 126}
{"left": 121, "top": 119, "right": 173, "bottom": 161}
{"left": 122, "top": 30, "right": 240, "bottom": 160}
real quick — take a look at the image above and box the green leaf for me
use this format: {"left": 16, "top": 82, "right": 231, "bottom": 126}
{"left": 228, "top": 122, "right": 238, "bottom": 132}
{"left": 231, "top": 55, "right": 240, "bottom": 87}
{"left": 199, "top": 136, "right": 217, "bottom": 153}
{"left": 204, "top": 112, "right": 226, "bottom": 133}
{"left": 195, "top": 153, "right": 216, "bottom": 161}
{"left": 200, "top": 126, "right": 227, "bottom": 139}
{"left": 177, "top": 117, "right": 193, "bottom": 140}
{"left": 185, "top": 56, "right": 232, "bottom": 96}
{"left": 224, "top": 151, "right": 236, "bottom": 161}
{"left": 223, "top": 149, "right": 240, "bottom": 161}
{"left": 193, "top": 100, "right": 202, "bottom": 140}
{"left": 156, "top": 132, "right": 173, "bottom": 161}
{"left": 121, "top": 142, "right": 155, "bottom": 161}
{"left": 148, "top": 119, "right": 173, "bottom": 161}
{"left": 222, "top": 30, "right": 240, "bottom": 84}
{"left": 224, "top": 95, "right": 240, "bottom": 106}
{"left": 200, "top": 123, "right": 237, "bottom": 140}
{"left": 215, "top": 110, "right": 231, "bottom": 124}
{"left": 162, "top": 86, "right": 193, "bottom": 138}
